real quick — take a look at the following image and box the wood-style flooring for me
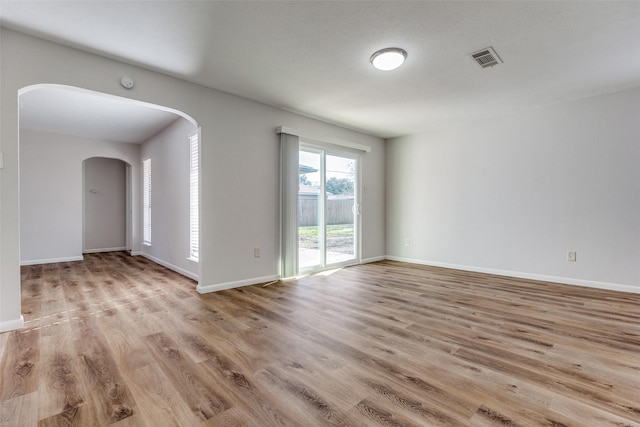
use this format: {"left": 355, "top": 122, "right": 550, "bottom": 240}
{"left": 1, "top": 251, "right": 640, "bottom": 426}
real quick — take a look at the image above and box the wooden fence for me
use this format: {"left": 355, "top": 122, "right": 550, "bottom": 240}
{"left": 299, "top": 197, "right": 354, "bottom": 226}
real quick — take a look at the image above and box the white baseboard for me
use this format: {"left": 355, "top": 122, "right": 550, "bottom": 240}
{"left": 385, "top": 256, "right": 640, "bottom": 294}
{"left": 20, "top": 255, "right": 84, "bottom": 266}
{"left": 197, "top": 274, "right": 280, "bottom": 294}
{"left": 136, "top": 253, "right": 199, "bottom": 281}
{"left": 361, "top": 256, "right": 386, "bottom": 264}
{"left": 83, "top": 247, "right": 127, "bottom": 254}
{"left": 0, "top": 315, "right": 24, "bottom": 333}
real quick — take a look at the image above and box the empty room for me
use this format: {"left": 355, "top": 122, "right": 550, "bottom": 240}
{"left": 1, "top": 1, "right": 639, "bottom": 426}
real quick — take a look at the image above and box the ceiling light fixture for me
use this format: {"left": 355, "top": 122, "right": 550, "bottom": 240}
{"left": 370, "top": 47, "right": 407, "bottom": 71}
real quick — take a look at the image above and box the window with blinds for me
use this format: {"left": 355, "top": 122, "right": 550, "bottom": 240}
{"left": 142, "top": 158, "right": 151, "bottom": 245}
{"left": 189, "top": 132, "right": 199, "bottom": 261}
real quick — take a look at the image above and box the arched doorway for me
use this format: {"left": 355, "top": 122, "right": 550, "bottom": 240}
{"left": 83, "top": 157, "right": 130, "bottom": 254}
{"left": 18, "top": 84, "right": 200, "bottom": 275}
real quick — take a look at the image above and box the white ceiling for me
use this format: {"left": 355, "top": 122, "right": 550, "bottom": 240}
{"left": 20, "top": 86, "right": 181, "bottom": 144}
{"left": 2, "top": 1, "right": 640, "bottom": 139}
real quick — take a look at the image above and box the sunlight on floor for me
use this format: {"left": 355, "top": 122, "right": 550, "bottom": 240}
{"left": 21, "top": 291, "right": 168, "bottom": 333}
{"left": 313, "top": 268, "right": 343, "bottom": 277}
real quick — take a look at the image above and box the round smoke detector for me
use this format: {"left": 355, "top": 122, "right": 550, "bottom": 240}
{"left": 120, "top": 76, "right": 134, "bottom": 89}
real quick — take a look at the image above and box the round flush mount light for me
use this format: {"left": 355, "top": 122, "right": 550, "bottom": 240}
{"left": 370, "top": 47, "right": 407, "bottom": 71}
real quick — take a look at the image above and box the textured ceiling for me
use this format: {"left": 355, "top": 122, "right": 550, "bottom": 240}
{"left": 2, "top": 1, "right": 640, "bottom": 139}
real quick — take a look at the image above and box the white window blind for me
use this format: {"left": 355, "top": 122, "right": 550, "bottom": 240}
{"left": 142, "top": 158, "right": 152, "bottom": 245}
{"left": 279, "top": 131, "right": 300, "bottom": 278}
{"left": 189, "top": 132, "right": 199, "bottom": 260}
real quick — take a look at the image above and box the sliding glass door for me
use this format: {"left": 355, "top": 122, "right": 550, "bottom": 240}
{"left": 298, "top": 149, "right": 323, "bottom": 269}
{"left": 298, "top": 147, "right": 358, "bottom": 272}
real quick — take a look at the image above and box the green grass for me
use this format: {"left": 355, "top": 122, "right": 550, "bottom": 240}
{"left": 298, "top": 224, "right": 353, "bottom": 238}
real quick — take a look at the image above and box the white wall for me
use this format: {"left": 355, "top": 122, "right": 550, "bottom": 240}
{"left": 140, "top": 118, "right": 199, "bottom": 279}
{"left": 387, "top": 87, "right": 640, "bottom": 292}
{"left": 84, "top": 157, "right": 127, "bottom": 252}
{"left": 19, "top": 130, "right": 140, "bottom": 265}
{"left": 0, "top": 29, "right": 385, "bottom": 331}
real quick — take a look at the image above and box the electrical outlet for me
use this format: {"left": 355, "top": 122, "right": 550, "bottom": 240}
{"left": 254, "top": 247, "right": 261, "bottom": 258}
{"left": 404, "top": 238, "right": 410, "bottom": 247}
{"left": 567, "top": 251, "right": 577, "bottom": 262}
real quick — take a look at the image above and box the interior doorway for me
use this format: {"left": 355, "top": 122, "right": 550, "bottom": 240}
{"left": 83, "top": 157, "right": 130, "bottom": 254}
{"left": 18, "top": 84, "right": 200, "bottom": 276}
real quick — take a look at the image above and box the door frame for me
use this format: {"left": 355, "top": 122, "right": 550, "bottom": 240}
{"left": 82, "top": 157, "right": 131, "bottom": 254}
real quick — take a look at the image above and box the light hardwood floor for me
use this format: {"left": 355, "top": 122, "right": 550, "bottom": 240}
{"left": 1, "top": 252, "right": 640, "bottom": 426}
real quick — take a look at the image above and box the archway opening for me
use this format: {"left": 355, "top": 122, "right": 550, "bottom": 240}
{"left": 18, "top": 84, "right": 200, "bottom": 281}
{"left": 83, "top": 157, "right": 130, "bottom": 254}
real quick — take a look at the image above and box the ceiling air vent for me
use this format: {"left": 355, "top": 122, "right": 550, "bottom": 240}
{"left": 470, "top": 47, "right": 502, "bottom": 69}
